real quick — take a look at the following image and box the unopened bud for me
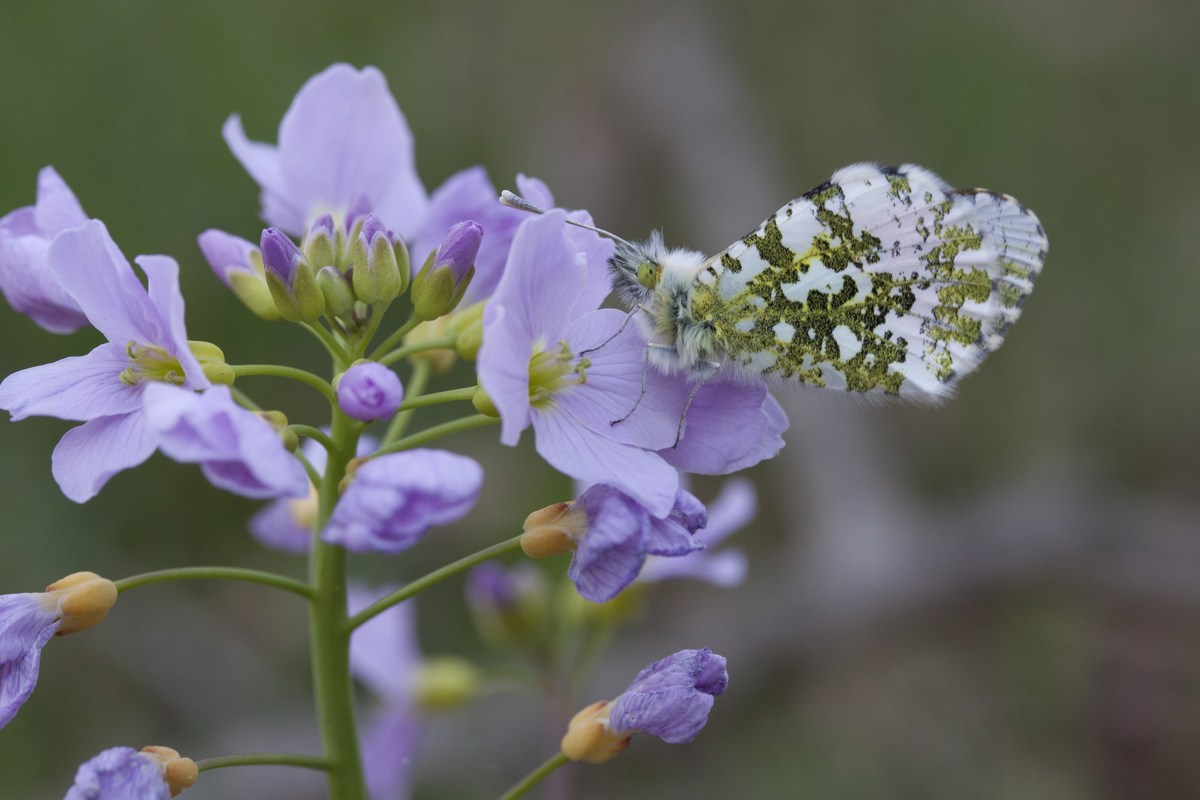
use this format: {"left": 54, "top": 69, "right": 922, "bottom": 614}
{"left": 472, "top": 385, "right": 499, "bottom": 418}
{"left": 416, "top": 656, "right": 481, "bottom": 710}
{"left": 520, "top": 502, "right": 585, "bottom": 558}
{"left": 261, "top": 228, "right": 325, "bottom": 321}
{"left": 411, "top": 222, "right": 481, "bottom": 320}
{"left": 561, "top": 701, "right": 631, "bottom": 764}
{"left": 226, "top": 250, "right": 282, "bottom": 321}
{"left": 189, "top": 340, "right": 234, "bottom": 386}
{"left": 279, "top": 427, "right": 299, "bottom": 453}
{"left": 317, "top": 266, "right": 356, "bottom": 317}
{"left": 44, "top": 572, "right": 117, "bottom": 636}
{"left": 141, "top": 747, "right": 199, "bottom": 797}
{"left": 352, "top": 214, "right": 402, "bottom": 305}
{"left": 303, "top": 214, "right": 337, "bottom": 271}
{"left": 336, "top": 361, "right": 404, "bottom": 422}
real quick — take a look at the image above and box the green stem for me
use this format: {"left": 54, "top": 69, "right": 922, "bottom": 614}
{"left": 351, "top": 301, "right": 391, "bottom": 360}
{"left": 232, "top": 365, "right": 336, "bottom": 403}
{"left": 374, "top": 414, "right": 499, "bottom": 456}
{"left": 368, "top": 312, "right": 422, "bottom": 362}
{"left": 346, "top": 535, "right": 522, "bottom": 631}
{"left": 377, "top": 334, "right": 458, "bottom": 368}
{"left": 310, "top": 407, "right": 368, "bottom": 800}
{"left": 303, "top": 320, "right": 350, "bottom": 366}
{"left": 290, "top": 425, "right": 336, "bottom": 453}
{"left": 196, "top": 753, "right": 333, "bottom": 773}
{"left": 113, "top": 568, "right": 312, "bottom": 599}
{"left": 230, "top": 386, "right": 262, "bottom": 411}
{"left": 497, "top": 752, "right": 571, "bottom": 800}
{"left": 382, "top": 359, "right": 431, "bottom": 445}
{"left": 395, "top": 385, "right": 477, "bottom": 412}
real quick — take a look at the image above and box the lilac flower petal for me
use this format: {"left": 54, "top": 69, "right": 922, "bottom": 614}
{"left": 640, "top": 549, "right": 748, "bottom": 587}
{"left": 0, "top": 342, "right": 140, "bottom": 422}
{"left": 515, "top": 174, "right": 553, "bottom": 210}
{"left": 0, "top": 593, "right": 59, "bottom": 729}
{"left": 248, "top": 500, "right": 312, "bottom": 554}
{"left": 198, "top": 229, "right": 258, "bottom": 287}
{"left": 609, "top": 648, "right": 727, "bottom": 743}
{"left": 698, "top": 478, "right": 756, "bottom": 547}
{"left": 657, "top": 379, "right": 777, "bottom": 474}
{"left": 348, "top": 584, "right": 421, "bottom": 701}
{"left": 530, "top": 408, "right": 678, "bottom": 518}
{"left": 50, "top": 410, "right": 158, "bottom": 503}
{"left": 64, "top": 747, "right": 171, "bottom": 800}
{"left": 0, "top": 231, "right": 88, "bottom": 333}
{"left": 644, "top": 491, "right": 706, "bottom": 557}
{"left": 278, "top": 64, "right": 427, "bottom": 238}
{"left": 563, "top": 210, "right": 614, "bottom": 320}
{"left": 322, "top": 449, "right": 484, "bottom": 555}
{"left": 135, "top": 255, "right": 209, "bottom": 390}
{"left": 433, "top": 221, "right": 482, "bottom": 283}
{"left": 719, "top": 392, "right": 788, "bottom": 474}
{"left": 34, "top": 167, "right": 87, "bottom": 233}
{"left": 223, "top": 114, "right": 293, "bottom": 225}
{"left": 338, "top": 362, "right": 403, "bottom": 422}
{"left": 362, "top": 705, "right": 421, "bottom": 800}
{"left": 144, "top": 384, "right": 308, "bottom": 499}
{"left": 569, "top": 485, "right": 650, "bottom": 602}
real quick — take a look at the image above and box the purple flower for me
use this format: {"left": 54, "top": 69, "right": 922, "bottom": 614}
{"left": 561, "top": 648, "right": 728, "bottom": 763}
{"left": 638, "top": 478, "right": 755, "bottom": 587}
{"left": 223, "top": 63, "right": 428, "bottom": 239}
{"left": 64, "top": 746, "right": 197, "bottom": 800}
{"left": 0, "top": 167, "right": 90, "bottom": 333}
{"left": 197, "top": 229, "right": 280, "bottom": 321}
{"left": 143, "top": 384, "right": 309, "bottom": 500}
{"left": 1, "top": 573, "right": 117, "bottom": 730}
{"left": 249, "top": 435, "right": 377, "bottom": 553}
{"left": 337, "top": 362, "right": 404, "bottom": 422}
{"left": 321, "top": 449, "right": 484, "bottom": 554}
{"left": 0, "top": 220, "right": 210, "bottom": 502}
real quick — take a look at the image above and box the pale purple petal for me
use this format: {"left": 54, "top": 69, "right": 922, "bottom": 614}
{"left": 338, "top": 362, "right": 403, "bottom": 422}
{"left": 46, "top": 220, "right": 163, "bottom": 346}
{"left": 608, "top": 648, "right": 727, "bottom": 744}
{"left": 50, "top": 410, "right": 158, "bottom": 503}
{"left": 222, "top": 114, "right": 296, "bottom": 229}
{"left": 322, "top": 449, "right": 484, "bottom": 555}
{"left": 144, "top": 384, "right": 308, "bottom": 499}
{"left": 568, "top": 485, "right": 650, "bottom": 602}
{"left": 477, "top": 304, "right": 530, "bottom": 445}
{"left": 0, "top": 230, "right": 88, "bottom": 333}
{"left": 64, "top": 747, "right": 171, "bottom": 800}
{"left": 697, "top": 478, "right": 756, "bottom": 547}
{"left": 34, "top": 166, "right": 87, "bottom": 233}
{"left": 0, "top": 342, "right": 140, "bottom": 422}
{"left": 644, "top": 490, "right": 706, "bottom": 557}
{"left": 530, "top": 408, "right": 678, "bottom": 517}
{"left": 198, "top": 229, "right": 258, "bottom": 287}
{"left": 362, "top": 705, "right": 421, "bottom": 800}
{"left": 515, "top": 174, "right": 553, "bottom": 209}
{"left": 563, "top": 210, "right": 614, "bottom": 320}
{"left": 135, "top": 255, "right": 209, "bottom": 391}
{"left": 639, "top": 549, "right": 748, "bottom": 587}
{"left": 348, "top": 584, "right": 421, "bottom": 701}
{"left": 248, "top": 501, "right": 312, "bottom": 554}
{"left": 0, "top": 593, "right": 59, "bottom": 729}
{"left": 719, "top": 392, "right": 788, "bottom": 473}
{"left": 657, "top": 379, "right": 781, "bottom": 474}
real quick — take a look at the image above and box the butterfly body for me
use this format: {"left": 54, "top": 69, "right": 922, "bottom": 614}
{"left": 609, "top": 162, "right": 1047, "bottom": 400}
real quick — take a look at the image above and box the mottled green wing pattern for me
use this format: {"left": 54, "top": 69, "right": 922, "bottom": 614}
{"left": 691, "top": 163, "right": 1047, "bottom": 399}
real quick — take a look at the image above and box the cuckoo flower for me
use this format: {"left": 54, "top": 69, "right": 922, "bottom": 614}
{"left": 223, "top": 63, "right": 428, "bottom": 239}
{"left": 521, "top": 485, "right": 705, "bottom": 602}
{"left": 0, "top": 220, "right": 210, "bottom": 502}
{"left": 1, "top": 573, "right": 117, "bottom": 729}
{"left": 0, "top": 167, "right": 90, "bottom": 333}
{"left": 321, "top": 449, "right": 484, "bottom": 555}
{"left": 143, "top": 384, "right": 309, "bottom": 499}
{"left": 561, "top": 648, "right": 728, "bottom": 763}
{"left": 638, "top": 478, "right": 755, "bottom": 587}
{"left": 64, "top": 746, "right": 198, "bottom": 800}
{"left": 196, "top": 229, "right": 280, "bottom": 320}
{"left": 337, "top": 362, "right": 404, "bottom": 422}
{"left": 249, "top": 434, "right": 378, "bottom": 553}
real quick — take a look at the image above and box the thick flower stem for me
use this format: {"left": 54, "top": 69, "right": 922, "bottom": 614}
{"left": 231, "top": 364, "right": 337, "bottom": 402}
{"left": 310, "top": 407, "right": 368, "bottom": 800}
{"left": 496, "top": 752, "right": 571, "bottom": 800}
{"left": 196, "top": 753, "right": 333, "bottom": 773}
{"left": 113, "top": 567, "right": 312, "bottom": 599}
{"left": 345, "top": 535, "right": 523, "bottom": 631}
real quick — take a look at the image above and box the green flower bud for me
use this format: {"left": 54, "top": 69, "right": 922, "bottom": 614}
{"left": 189, "top": 340, "right": 234, "bottom": 386}
{"left": 472, "top": 385, "right": 499, "bottom": 417}
{"left": 416, "top": 656, "right": 481, "bottom": 711}
{"left": 351, "top": 214, "right": 402, "bottom": 305}
{"left": 317, "top": 266, "right": 356, "bottom": 317}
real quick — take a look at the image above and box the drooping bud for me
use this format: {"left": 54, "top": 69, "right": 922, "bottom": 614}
{"left": 188, "top": 341, "right": 234, "bottom": 386}
{"left": 415, "top": 656, "right": 481, "bottom": 711}
{"left": 351, "top": 213, "right": 403, "bottom": 305}
{"left": 141, "top": 746, "right": 199, "bottom": 797}
{"left": 410, "top": 221, "right": 481, "bottom": 321}
{"left": 520, "top": 501, "right": 587, "bottom": 559}
{"left": 260, "top": 228, "right": 325, "bottom": 321}
{"left": 303, "top": 213, "right": 337, "bottom": 271}
{"left": 198, "top": 230, "right": 281, "bottom": 321}
{"left": 403, "top": 317, "right": 457, "bottom": 375}
{"left": 448, "top": 299, "right": 486, "bottom": 360}
{"left": 336, "top": 361, "right": 404, "bottom": 422}
{"left": 317, "top": 266, "right": 356, "bottom": 317}
{"left": 43, "top": 572, "right": 118, "bottom": 635}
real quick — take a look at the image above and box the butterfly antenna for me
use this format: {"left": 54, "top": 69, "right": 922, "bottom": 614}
{"left": 499, "top": 190, "right": 640, "bottom": 251}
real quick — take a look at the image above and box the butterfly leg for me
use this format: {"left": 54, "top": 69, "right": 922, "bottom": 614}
{"left": 579, "top": 305, "right": 654, "bottom": 356}
{"left": 672, "top": 362, "right": 721, "bottom": 448}
{"left": 610, "top": 344, "right": 654, "bottom": 426}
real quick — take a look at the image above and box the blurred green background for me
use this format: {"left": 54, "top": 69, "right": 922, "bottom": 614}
{"left": 1, "top": 1, "right": 1198, "bottom": 798}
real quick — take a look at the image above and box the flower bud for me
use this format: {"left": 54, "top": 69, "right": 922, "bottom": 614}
{"left": 317, "top": 266, "right": 356, "bottom": 317}
{"left": 188, "top": 340, "right": 234, "bottom": 386}
{"left": 351, "top": 214, "right": 403, "bottom": 305}
{"left": 561, "top": 701, "right": 630, "bottom": 764}
{"left": 472, "top": 385, "right": 499, "bottom": 418}
{"left": 336, "top": 361, "right": 404, "bottom": 422}
{"left": 415, "top": 656, "right": 481, "bottom": 711}
{"left": 410, "top": 221, "right": 481, "bottom": 321}
{"left": 141, "top": 746, "right": 199, "bottom": 797}
{"left": 44, "top": 572, "right": 117, "bottom": 635}
{"left": 303, "top": 213, "right": 337, "bottom": 271}
{"left": 253, "top": 410, "right": 298, "bottom": 452}
{"left": 199, "top": 231, "right": 281, "bottom": 321}
{"left": 403, "top": 317, "right": 457, "bottom": 375}
{"left": 520, "top": 501, "right": 586, "bottom": 559}
{"left": 261, "top": 228, "right": 325, "bottom": 321}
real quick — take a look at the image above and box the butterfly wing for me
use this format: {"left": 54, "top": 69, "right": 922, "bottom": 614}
{"left": 691, "top": 163, "right": 1047, "bottom": 399}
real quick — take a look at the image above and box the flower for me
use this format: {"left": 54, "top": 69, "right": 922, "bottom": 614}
{"left": 0, "top": 220, "right": 210, "bottom": 502}
{"left": 248, "top": 434, "right": 377, "bottom": 553}
{"left": 351, "top": 212, "right": 408, "bottom": 305}
{"left": 638, "top": 478, "right": 755, "bottom": 587}
{"left": 143, "top": 384, "right": 309, "bottom": 499}
{"left": 223, "top": 63, "right": 428, "bottom": 239}
{"left": 196, "top": 229, "right": 280, "bottom": 320}
{"left": 64, "top": 746, "right": 197, "bottom": 799}
{"left": 521, "top": 485, "right": 705, "bottom": 602}
{"left": 411, "top": 221, "right": 481, "bottom": 320}
{"left": 260, "top": 227, "right": 324, "bottom": 321}
{"left": 337, "top": 362, "right": 404, "bottom": 422}
{"left": 1, "top": 572, "right": 117, "bottom": 729}
{"left": 561, "top": 648, "right": 728, "bottom": 763}
{"left": 321, "top": 449, "right": 484, "bottom": 555}
{"left": 0, "top": 166, "right": 90, "bottom": 333}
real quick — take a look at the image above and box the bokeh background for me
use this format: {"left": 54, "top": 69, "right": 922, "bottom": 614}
{"left": 1, "top": 1, "right": 1198, "bottom": 798}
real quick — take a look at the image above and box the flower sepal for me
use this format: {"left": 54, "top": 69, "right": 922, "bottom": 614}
{"left": 520, "top": 502, "right": 587, "bottom": 559}
{"left": 189, "top": 341, "right": 234, "bottom": 386}
{"left": 261, "top": 228, "right": 325, "bottom": 321}
{"left": 351, "top": 214, "right": 407, "bottom": 304}
{"left": 44, "top": 571, "right": 118, "bottom": 636}
{"left": 140, "top": 746, "right": 199, "bottom": 797}
{"left": 410, "top": 221, "right": 480, "bottom": 321}
{"left": 561, "top": 701, "right": 631, "bottom": 764}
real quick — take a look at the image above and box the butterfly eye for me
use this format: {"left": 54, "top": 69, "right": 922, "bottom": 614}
{"left": 636, "top": 261, "right": 659, "bottom": 289}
